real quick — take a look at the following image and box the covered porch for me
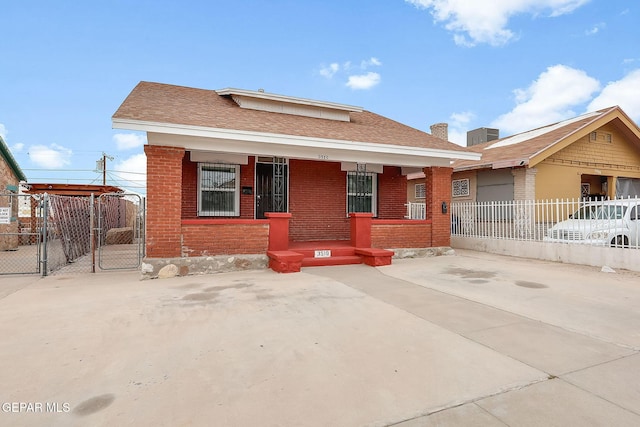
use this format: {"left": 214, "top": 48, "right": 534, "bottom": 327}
{"left": 143, "top": 140, "right": 457, "bottom": 274}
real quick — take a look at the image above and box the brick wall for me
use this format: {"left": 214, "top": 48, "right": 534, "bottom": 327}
{"left": 378, "top": 166, "right": 407, "bottom": 219}
{"left": 239, "top": 159, "right": 255, "bottom": 219}
{"left": 181, "top": 155, "right": 255, "bottom": 219}
{"left": 289, "top": 159, "right": 350, "bottom": 241}
{"left": 371, "top": 220, "right": 432, "bottom": 248}
{"left": 181, "top": 156, "right": 197, "bottom": 218}
{"left": 512, "top": 168, "right": 537, "bottom": 200}
{"left": 181, "top": 220, "right": 268, "bottom": 256}
{"left": 288, "top": 161, "right": 408, "bottom": 241}
{"left": 145, "top": 145, "right": 185, "bottom": 258}
{"left": 425, "top": 166, "right": 453, "bottom": 247}
{"left": 0, "top": 158, "right": 20, "bottom": 250}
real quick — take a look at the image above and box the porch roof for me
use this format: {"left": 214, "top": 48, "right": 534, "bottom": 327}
{"left": 112, "top": 82, "right": 480, "bottom": 168}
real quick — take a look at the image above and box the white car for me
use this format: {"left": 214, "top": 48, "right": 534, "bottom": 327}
{"left": 545, "top": 199, "right": 640, "bottom": 247}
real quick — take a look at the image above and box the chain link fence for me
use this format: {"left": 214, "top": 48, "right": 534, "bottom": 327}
{"left": 0, "top": 192, "right": 145, "bottom": 276}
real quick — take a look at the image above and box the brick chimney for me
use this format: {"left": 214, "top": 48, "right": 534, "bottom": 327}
{"left": 430, "top": 123, "right": 448, "bottom": 141}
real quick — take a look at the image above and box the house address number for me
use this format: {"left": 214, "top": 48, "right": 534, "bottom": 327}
{"left": 318, "top": 154, "right": 329, "bottom": 160}
{"left": 314, "top": 250, "right": 331, "bottom": 258}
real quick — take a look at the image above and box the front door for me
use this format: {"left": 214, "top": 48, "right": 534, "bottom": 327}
{"left": 255, "top": 158, "right": 288, "bottom": 219}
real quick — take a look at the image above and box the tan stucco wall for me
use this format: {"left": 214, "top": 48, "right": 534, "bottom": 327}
{"left": 450, "top": 170, "right": 477, "bottom": 202}
{"left": 406, "top": 178, "right": 425, "bottom": 204}
{"left": 535, "top": 122, "right": 640, "bottom": 200}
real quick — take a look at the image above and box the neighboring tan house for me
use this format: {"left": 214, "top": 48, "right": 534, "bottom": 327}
{"left": 113, "top": 82, "right": 480, "bottom": 275}
{"left": 0, "top": 136, "right": 27, "bottom": 250}
{"left": 410, "top": 106, "right": 640, "bottom": 204}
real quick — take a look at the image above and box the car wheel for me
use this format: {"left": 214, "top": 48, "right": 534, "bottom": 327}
{"left": 611, "top": 235, "right": 628, "bottom": 248}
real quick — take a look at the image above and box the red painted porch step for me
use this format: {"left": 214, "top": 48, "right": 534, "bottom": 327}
{"left": 301, "top": 255, "right": 363, "bottom": 267}
{"left": 268, "top": 241, "right": 394, "bottom": 272}
{"left": 289, "top": 240, "right": 363, "bottom": 268}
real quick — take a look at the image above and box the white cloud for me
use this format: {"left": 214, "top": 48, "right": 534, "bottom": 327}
{"left": 346, "top": 72, "right": 381, "bottom": 90}
{"left": 0, "top": 124, "right": 6, "bottom": 140}
{"left": 585, "top": 22, "right": 605, "bottom": 35}
{"left": 319, "top": 58, "right": 383, "bottom": 90}
{"left": 28, "top": 144, "right": 73, "bottom": 168}
{"left": 406, "top": 0, "right": 590, "bottom": 46}
{"left": 11, "top": 143, "right": 24, "bottom": 153}
{"left": 491, "top": 65, "right": 600, "bottom": 134}
{"left": 361, "top": 57, "right": 382, "bottom": 69}
{"left": 113, "top": 132, "right": 146, "bottom": 150}
{"left": 447, "top": 111, "right": 476, "bottom": 146}
{"left": 587, "top": 69, "right": 640, "bottom": 123}
{"left": 319, "top": 63, "right": 340, "bottom": 78}
{"left": 112, "top": 153, "right": 147, "bottom": 193}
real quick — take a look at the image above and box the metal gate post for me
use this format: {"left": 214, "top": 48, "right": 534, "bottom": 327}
{"left": 41, "top": 194, "right": 49, "bottom": 276}
{"left": 90, "top": 193, "right": 95, "bottom": 273}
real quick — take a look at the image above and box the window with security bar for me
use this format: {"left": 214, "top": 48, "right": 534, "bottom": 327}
{"left": 347, "top": 171, "right": 377, "bottom": 215}
{"left": 198, "top": 163, "right": 240, "bottom": 216}
{"left": 415, "top": 183, "right": 426, "bottom": 199}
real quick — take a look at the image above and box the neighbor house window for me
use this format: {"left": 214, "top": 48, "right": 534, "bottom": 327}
{"left": 198, "top": 163, "right": 240, "bottom": 216}
{"left": 415, "top": 183, "right": 426, "bottom": 199}
{"left": 347, "top": 172, "right": 377, "bottom": 215}
{"left": 452, "top": 178, "right": 470, "bottom": 197}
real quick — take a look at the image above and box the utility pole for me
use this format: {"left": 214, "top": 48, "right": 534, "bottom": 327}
{"left": 97, "top": 153, "right": 114, "bottom": 185}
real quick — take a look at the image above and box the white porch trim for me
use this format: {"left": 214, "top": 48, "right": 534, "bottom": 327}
{"left": 113, "top": 118, "right": 481, "bottom": 168}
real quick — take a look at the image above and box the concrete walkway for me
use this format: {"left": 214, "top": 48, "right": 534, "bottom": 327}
{"left": 1, "top": 250, "right": 639, "bottom": 426}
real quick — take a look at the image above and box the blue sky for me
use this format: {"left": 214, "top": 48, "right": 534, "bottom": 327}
{"left": 2, "top": 0, "right": 639, "bottom": 194}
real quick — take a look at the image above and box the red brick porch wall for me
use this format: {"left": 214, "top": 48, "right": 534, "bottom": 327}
{"left": 371, "top": 220, "right": 432, "bottom": 248}
{"left": 181, "top": 219, "right": 268, "bottom": 256}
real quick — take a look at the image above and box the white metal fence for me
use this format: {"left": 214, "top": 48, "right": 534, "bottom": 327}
{"left": 450, "top": 198, "right": 640, "bottom": 249}
{"left": 405, "top": 202, "right": 426, "bottom": 220}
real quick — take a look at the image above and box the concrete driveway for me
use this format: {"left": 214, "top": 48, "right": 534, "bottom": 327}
{"left": 1, "top": 250, "right": 639, "bottom": 426}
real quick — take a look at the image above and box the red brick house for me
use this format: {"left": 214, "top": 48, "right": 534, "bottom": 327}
{"left": 112, "top": 82, "right": 479, "bottom": 276}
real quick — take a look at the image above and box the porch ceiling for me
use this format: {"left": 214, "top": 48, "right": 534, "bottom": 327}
{"left": 114, "top": 119, "right": 481, "bottom": 168}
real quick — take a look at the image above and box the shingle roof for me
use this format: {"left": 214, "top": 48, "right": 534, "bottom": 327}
{"left": 453, "top": 106, "right": 640, "bottom": 171}
{"left": 113, "top": 81, "right": 470, "bottom": 153}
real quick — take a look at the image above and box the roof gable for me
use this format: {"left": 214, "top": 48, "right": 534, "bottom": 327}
{"left": 453, "top": 106, "right": 640, "bottom": 171}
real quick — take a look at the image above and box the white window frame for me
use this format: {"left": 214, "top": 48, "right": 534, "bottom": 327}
{"left": 346, "top": 171, "right": 377, "bottom": 216}
{"left": 452, "top": 178, "right": 470, "bottom": 198}
{"left": 415, "top": 183, "right": 426, "bottom": 199}
{"left": 198, "top": 163, "right": 240, "bottom": 216}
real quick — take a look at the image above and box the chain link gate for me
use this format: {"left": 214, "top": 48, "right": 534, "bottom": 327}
{"left": 0, "top": 192, "right": 44, "bottom": 274}
{"left": 96, "top": 193, "right": 145, "bottom": 271}
{"left": 0, "top": 192, "right": 144, "bottom": 275}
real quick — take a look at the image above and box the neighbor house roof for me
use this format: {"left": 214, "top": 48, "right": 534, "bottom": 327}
{"left": 0, "top": 135, "right": 27, "bottom": 183}
{"left": 453, "top": 106, "right": 640, "bottom": 172}
{"left": 112, "top": 82, "right": 480, "bottom": 167}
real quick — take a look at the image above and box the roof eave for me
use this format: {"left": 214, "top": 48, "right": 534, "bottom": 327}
{"left": 0, "top": 136, "right": 27, "bottom": 182}
{"left": 112, "top": 118, "right": 482, "bottom": 165}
